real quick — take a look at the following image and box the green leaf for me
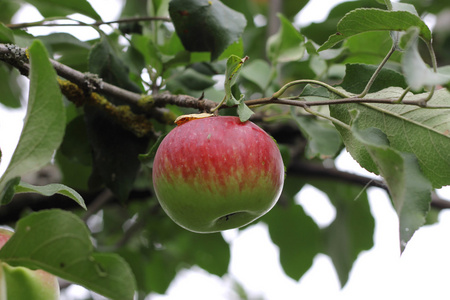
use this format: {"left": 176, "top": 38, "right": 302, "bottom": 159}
{"left": 0, "top": 177, "right": 20, "bottom": 205}
{"left": 240, "top": 59, "right": 272, "bottom": 92}
{"left": 0, "top": 1, "right": 20, "bottom": 24}
{"left": 318, "top": 8, "right": 432, "bottom": 51}
{"left": 60, "top": 115, "right": 92, "bottom": 166}
{"left": 301, "top": 0, "right": 385, "bottom": 46}
{"left": 86, "top": 38, "right": 150, "bottom": 201}
{"left": 291, "top": 109, "right": 342, "bottom": 159}
{"left": 89, "top": 38, "right": 142, "bottom": 94}
{"left": 39, "top": 33, "right": 91, "bottom": 71}
{"left": 222, "top": 55, "right": 253, "bottom": 121}
{"left": 0, "top": 210, "right": 136, "bottom": 300}
{"left": 0, "top": 63, "right": 21, "bottom": 108}
{"left": 267, "top": 14, "right": 305, "bottom": 64}
{"left": 0, "top": 23, "right": 14, "bottom": 43}
{"left": 0, "top": 40, "right": 65, "bottom": 203}
{"left": 224, "top": 55, "right": 248, "bottom": 106}
{"left": 15, "top": 181, "right": 86, "bottom": 210}
{"left": 130, "top": 34, "right": 163, "bottom": 75}
{"left": 350, "top": 111, "right": 431, "bottom": 252}
{"left": 142, "top": 211, "right": 230, "bottom": 294}
{"left": 343, "top": 31, "right": 402, "bottom": 65}
{"left": 237, "top": 101, "right": 254, "bottom": 122}
{"left": 169, "top": 0, "right": 246, "bottom": 60}
{"left": 330, "top": 87, "right": 450, "bottom": 188}
{"left": 264, "top": 177, "right": 321, "bottom": 281}
{"left": 218, "top": 38, "right": 244, "bottom": 61}
{"left": 311, "top": 180, "right": 374, "bottom": 286}
{"left": 340, "top": 63, "right": 407, "bottom": 94}
{"left": 166, "top": 68, "right": 216, "bottom": 93}
{"left": 25, "top": 0, "right": 101, "bottom": 20}
{"left": 401, "top": 27, "right": 450, "bottom": 91}
{"left": 139, "top": 134, "right": 168, "bottom": 168}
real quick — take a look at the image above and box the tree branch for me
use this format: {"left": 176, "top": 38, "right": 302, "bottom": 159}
{"left": 5, "top": 16, "right": 171, "bottom": 30}
{"left": 1, "top": 162, "right": 448, "bottom": 225}
{"left": 288, "top": 161, "right": 450, "bottom": 210}
{"left": 1, "top": 42, "right": 448, "bottom": 130}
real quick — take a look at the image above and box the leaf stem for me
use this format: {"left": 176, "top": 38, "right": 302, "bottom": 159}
{"left": 210, "top": 95, "right": 226, "bottom": 113}
{"left": 356, "top": 43, "right": 397, "bottom": 98}
{"left": 394, "top": 87, "right": 411, "bottom": 103}
{"left": 272, "top": 79, "right": 350, "bottom": 99}
{"left": 302, "top": 106, "right": 351, "bottom": 130}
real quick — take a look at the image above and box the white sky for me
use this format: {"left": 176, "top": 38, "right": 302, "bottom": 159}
{"left": 2, "top": 1, "right": 450, "bottom": 300}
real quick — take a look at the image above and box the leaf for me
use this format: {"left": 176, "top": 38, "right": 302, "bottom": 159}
{"left": 318, "top": 8, "right": 432, "bottom": 51}
{"left": 311, "top": 180, "right": 374, "bottom": 286}
{"left": 301, "top": 0, "right": 385, "bottom": 45}
{"left": 401, "top": 27, "right": 450, "bottom": 91}
{"left": 38, "top": 33, "right": 91, "bottom": 71}
{"left": 86, "top": 38, "right": 150, "bottom": 201}
{"left": 14, "top": 181, "right": 86, "bottom": 210}
{"left": 237, "top": 101, "right": 254, "bottom": 122}
{"left": 350, "top": 111, "right": 431, "bottom": 252}
{"left": 141, "top": 211, "right": 230, "bottom": 294}
{"left": 139, "top": 134, "right": 167, "bottom": 168}
{"left": 291, "top": 109, "right": 342, "bottom": 159}
{"left": 0, "top": 210, "right": 136, "bottom": 300}
{"left": 0, "top": 63, "right": 21, "bottom": 108}
{"left": 169, "top": 0, "right": 247, "bottom": 60}
{"left": 222, "top": 55, "right": 253, "bottom": 121}
{"left": 343, "top": 31, "right": 402, "bottom": 65}
{"left": 340, "top": 63, "right": 407, "bottom": 94}
{"left": 0, "top": 23, "right": 14, "bottom": 43}
{"left": 264, "top": 177, "right": 321, "bottom": 281}
{"left": 25, "top": 0, "right": 101, "bottom": 20}
{"left": 60, "top": 115, "right": 92, "bottom": 166}
{"left": 0, "top": 177, "right": 20, "bottom": 205}
{"left": 0, "top": 1, "right": 20, "bottom": 24}
{"left": 224, "top": 55, "right": 248, "bottom": 105}
{"left": 218, "top": 38, "right": 244, "bottom": 61}
{"left": 166, "top": 231, "right": 230, "bottom": 277}
{"left": 240, "top": 59, "right": 272, "bottom": 92}
{"left": 88, "top": 38, "right": 142, "bottom": 95}
{"left": 330, "top": 87, "right": 450, "bottom": 188}
{"left": 130, "top": 34, "right": 163, "bottom": 75}
{"left": 0, "top": 40, "right": 65, "bottom": 203}
{"left": 266, "top": 14, "right": 305, "bottom": 64}
{"left": 166, "top": 68, "right": 216, "bottom": 93}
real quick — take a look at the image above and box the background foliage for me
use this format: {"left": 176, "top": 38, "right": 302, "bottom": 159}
{"left": 0, "top": 0, "right": 450, "bottom": 299}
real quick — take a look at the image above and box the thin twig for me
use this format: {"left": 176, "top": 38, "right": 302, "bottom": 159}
{"left": 288, "top": 161, "right": 450, "bottom": 210}
{"left": 6, "top": 16, "right": 171, "bottom": 30}
{"left": 82, "top": 189, "right": 114, "bottom": 222}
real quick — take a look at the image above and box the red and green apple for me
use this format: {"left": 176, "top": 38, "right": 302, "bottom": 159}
{"left": 152, "top": 115, "right": 285, "bottom": 233}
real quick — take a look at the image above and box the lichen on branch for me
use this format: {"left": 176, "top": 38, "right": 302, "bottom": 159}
{"left": 58, "top": 79, "right": 154, "bottom": 138}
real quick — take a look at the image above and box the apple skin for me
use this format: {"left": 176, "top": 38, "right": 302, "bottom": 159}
{"left": 152, "top": 116, "right": 285, "bottom": 233}
{"left": 0, "top": 228, "right": 60, "bottom": 300}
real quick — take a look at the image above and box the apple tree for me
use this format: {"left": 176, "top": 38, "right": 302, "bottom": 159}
{"left": 0, "top": 0, "right": 450, "bottom": 299}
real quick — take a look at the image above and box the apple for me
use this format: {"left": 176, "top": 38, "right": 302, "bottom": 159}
{"left": 0, "top": 228, "right": 60, "bottom": 300}
{"left": 152, "top": 115, "right": 285, "bottom": 233}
